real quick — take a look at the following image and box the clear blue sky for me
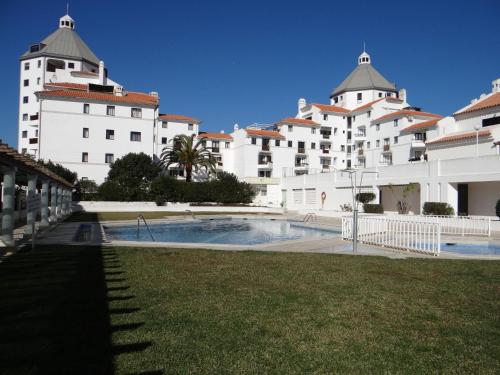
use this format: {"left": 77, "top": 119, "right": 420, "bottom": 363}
{"left": 1, "top": 0, "right": 499, "bottom": 147}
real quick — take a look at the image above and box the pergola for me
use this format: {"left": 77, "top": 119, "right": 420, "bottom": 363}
{"left": 0, "top": 141, "right": 73, "bottom": 246}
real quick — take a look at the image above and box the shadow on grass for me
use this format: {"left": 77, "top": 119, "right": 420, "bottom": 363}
{"left": 0, "top": 245, "right": 157, "bottom": 374}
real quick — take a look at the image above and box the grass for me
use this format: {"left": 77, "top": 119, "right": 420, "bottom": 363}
{"left": 65, "top": 211, "right": 279, "bottom": 222}
{"left": 0, "top": 246, "right": 499, "bottom": 374}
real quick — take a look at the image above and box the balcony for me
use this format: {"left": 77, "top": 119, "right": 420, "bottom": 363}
{"left": 382, "top": 144, "right": 391, "bottom": 153}
{"left": 321, "top": 165, "right": 331, "bottom": 172}
{"left": 29, "top": 138, "right": 38, "bottom": 144}
{"left": 357, "top": 149, "right": 365, "bottom": 157}
{"left": 321, "top": 149, "right": 330, "bottom": 154}
{"left": 354, "top": 132, "right": 366, "bottom": 141}
{"left": 411, "top": 139, "right": 426, "bottom": 149}
{"left": 29, "top": 114, "right": 39, "bottom": 121}
{"left": 212, "top": 148, "right": 220, "bottom": 153}
{"left": 261, "top": 144, "right": 271, "bottom": 152}
{"left": 297, "top": 148, "right": 306, "bottom": 154}
{"left": 258, "top": 162, "right": 273, "bottom": 169}
{"left": 294, "top": 163, "right": 308, "bottom": 171}
{"left": 321, "top": 134, "right": 331, "bottom": 140}
{"left": 245, "top": 176, "right": 280, "bottom": 185}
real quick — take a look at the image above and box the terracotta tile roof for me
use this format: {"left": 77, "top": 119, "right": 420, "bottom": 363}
{"left": 311, "top": 103, "right": 350, "bottom": 114}
{"left": 159, "top": 114, "right": 200, "bottom": 124}
{"left": 454, "top": 92, "right": 500, "bottom": 116}
{"left": 45, "top": 82, "right": 88, "bottom": 90}
{"left": 426, "top": 129, "right": 491, "bottom": 145}
{"left": 37, "top": 89, "right": 159, "bottom": 106}
{"left": 350, "top": 97, "right": 403, "bottom": 113}
{"left": 373, "top": 109, "right": 443, "bottom": 123}
{"left": 197, "top": 132, "right": 233, "bottom": 140}
{"left": 400, "top": 119, "right": 440, "bottom": 133}
{"left": 245, "top": 129, "right": 285, "bottom": 139}
{"left": 276, "top": 117, "right": 320, "bottom": 127}
{"left": 0, "top": 141, "right": 72, "bottom": 187}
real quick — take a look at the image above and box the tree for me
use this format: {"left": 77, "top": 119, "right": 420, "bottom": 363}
{"left": 99, "top": 153, "right": 161, "bottom": 201}
{"left": 355, "top": 192, "right": 376, "bottom": 204}
{"left": 74, "top": 179, "right": 98, "bottom": 201}
{"left": 160, "top": 135, "right": 216, "bottom": 182}
{"left": 39, "top": 159, "right": 78, "bottom": 185}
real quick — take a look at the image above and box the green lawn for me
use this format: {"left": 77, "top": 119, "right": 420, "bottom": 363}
{"left": 0, "top": 246, "right": 499, "bottom": 374}
{"left": 65, "top": 211, "right": 278, "bottom": 222}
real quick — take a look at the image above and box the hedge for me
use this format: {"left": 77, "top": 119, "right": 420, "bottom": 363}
{"left": 363, "top": 203, "right": 384, "bottom": 214}
{"left": 356, "top": 192, "right": 376, "bottom": 204}
{"left": 422, "top": 202, "right": 455, "bottom": 216}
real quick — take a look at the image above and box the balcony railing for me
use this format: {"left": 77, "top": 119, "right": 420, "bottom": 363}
{"left": 297, "top": 148, "right": 305, "bottom": 154}
{"left": 321, "top": 149, "right": 330, "bottom": 154}
{"left": 30, "top": 114, "right": 39, "bottom": 121}
{"left": 358, "top": 149, "right": 364, "bottom": 156}
{"left": 212, "top": 148, "right": 220, "bottom": 153}
{"left": 29, "top": 138, "right": 38, "bottom": 144}
{"left": 383, "top": 144, "right": 391, "bottom": 152}
{"left": 321, "top": 134, "right": 331, "bottom": 139}
{"left": 261, "top": 144, "right": 270, "bottom": 151}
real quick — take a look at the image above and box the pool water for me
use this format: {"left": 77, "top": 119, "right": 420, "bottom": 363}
{"left": 105, "top": 218, "right": 340, "bottom": 245}
{"left": 441, "top": 242, "right": 500, "bottom": 255}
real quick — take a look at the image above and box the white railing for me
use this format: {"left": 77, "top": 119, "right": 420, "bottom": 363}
{"left": 342, "top": 216, "right": 441, "bottom": 256}
{"left": 389, "top": 214, "right": 491, "bottom": 236}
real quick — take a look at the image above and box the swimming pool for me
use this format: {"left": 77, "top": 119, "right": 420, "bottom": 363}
{"left": 441, "top": 242, "right": 500, "bottom": 256}
{"left": 104, "top": 218, "right": 340, "bottom": 245}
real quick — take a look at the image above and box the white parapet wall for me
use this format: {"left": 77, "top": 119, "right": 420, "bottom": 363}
{"left": 72, "top": 201, "right": 284, "bottom": 214}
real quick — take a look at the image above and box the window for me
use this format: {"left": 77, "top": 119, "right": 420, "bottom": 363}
{"left": 334, "top": 128, "right": 338, "bottom": 135}
{"left": 23, "top": 79, "right": 29, "bottom": 87}
{"left": 311, "top": 142, "right": 316, "bottom": 149}
{"left": 37, "top": 60, "right": 41, "bottom": 68}
{"left": 323, "top": 114, "right": 328, "bottom": 121}
{"left": 288, "top": 141, "right": 292, "bottom": 148}
{"left": 22, "top": 114, "right": 28, "bottom": 121}
{"left": 83, "top": 103, "right": 89, "bottom": 114}
{"left": 106, "top": 129, "right": 115, "bottom": 140}
{"left": 258, "top": 170, "right": 271, "bottom": 178}
{"left": 106, "top": 106, "right": 115, "bottom": 116}
{"left": 378, "top": 92, "right": 383, "bottom": 98}
{"left": 161, "top": 137, "right": 168, "bottom": 144}
{"left": 394, "top": 136, "right": 399, "bottom": 144}
{"left": 105, "top": 153, "right": 114, "bottom": 164}
{"left": 251, "top": 137, "right": 257, "bottom": 145}
{"left": 394, "top": 119, "right": 398, "bottom": 127}
{"left": 225, "top": 142, "right": 230, "bottom": 149}
{"left": 130, "top": 131, "right": 141, "bottom": 142}
{"left": 82, "top": 152, "right": 88, "bottom": 162}
{"left": 311, "top": 128, "right": 316, "bottom": 134}
{"left": 288, "top": 125, "right": 293, "bottom": 132}
{"left": 68, "top": 62, "right": 74, "bottom": 69}
{"left": 275, "top": 139, "right": 280, "bottom": 147}
{"left": 341, "top": 145, "right": 345, "bottom": 152}
{"left": 376, "top": 140, "right": 380, "bottom": 147}
{"left": 483, "top": 116, "right": 500, "bottom": 127}
{"left": 131, "top": 108, "right": 142, "bottom": 118}
{"left": 23, "top": 96, "right": 28, "bottom": 104}
{"left": 162, "top": 122, "right": 168, "bottom": 128}
{"left": 24, "top": 62, "right": 30, "bottom": 70}
{"left": 367, "top": 141, "right": 371, "bottom": 149}
{"left": 82, "top": 128, "right": 89, "bottom": 138}
{"left": 21, "top": 148, "right": 27, "bottom": 154}
{"left": 375, "top": 124, "right": 380, "bottom": 131}
{"left": 22, "top": 131, "right": 27, "bottom": 138}
{"left": 357, "top": 93, "right": 362, "bottom": 101}
{"left": 188, "top": 123, "right": 194, "bottom": 130}
{"left": 367, "top": 110, "right": 371, "bottom": 118}
{"left": 334, "top": 97, "right": 339, "bottom": 104}
{"left": 37, "top": 77, "right": 41, "bottom": 85}
{"left": 34, "top": 130, "right": 38, "bottom": 137}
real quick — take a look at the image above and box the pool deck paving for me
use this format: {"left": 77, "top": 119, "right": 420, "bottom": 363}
{"left": 27, "top": 214, "right": 500, "bottom": 260}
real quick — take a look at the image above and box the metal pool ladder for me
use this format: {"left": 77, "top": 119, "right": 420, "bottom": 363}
{"left": 137, "top": 214, "right": 155, "bottom": 241}
{"left": 185, "top": 210, "right": 196, "bottom": 219}
{"left": 303, "top": 213, "right": 317, "bottom": 223}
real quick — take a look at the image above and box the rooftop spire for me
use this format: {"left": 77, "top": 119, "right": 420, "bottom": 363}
{"left": 59, "top": 11, "right": 75, "bottom": 30}
{"left": 358, "top": 46, "right": 370, "bottom": 65}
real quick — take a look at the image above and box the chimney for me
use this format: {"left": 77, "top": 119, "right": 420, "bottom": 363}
{"left": 220, "top": 130, "right": 225, "bottom": 133}
{"left": 398, "top": 88, "right": 406, "bottom": 103}
{"left": 298, "top": 98, "right": 307, "bottom": 114}
{"left": 480, "top": 93, "right": 487, "bottom": 99}
{"left": 98, "top": 61, "right": 106, "bottom": 85}
{"left": 492, "top": 78, "right": 500, "bottom": 93}
{"left": 233, "top": 123, "right": 239, "bottom": 131}
{"left": 114, "top": 85, "right": 123, "bottom": 96}
{"left": 150, "top": 91, "right": 159, "bottom": 98}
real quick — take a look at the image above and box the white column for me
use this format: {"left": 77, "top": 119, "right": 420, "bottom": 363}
{"left": 1, "top": 167, "right": 17, "bottom": 246}
{"left": 50, "top": 184, "right": 58, "bottom": 222}
{"left": 24, "top": 174, "right": 38, "bottom": 235}
{"left": 56, "top": 186, "right": 63, "bottom": 220}
{"left": 40, "top": 180, "right": 50, "bottom": 228}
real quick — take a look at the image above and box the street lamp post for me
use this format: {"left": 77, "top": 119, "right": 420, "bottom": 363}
{"left": 474, "top": 123, "right": 481, "bottom": 157}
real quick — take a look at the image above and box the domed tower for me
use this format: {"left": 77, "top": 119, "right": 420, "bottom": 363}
{"left": 330, "top": 50, "right": 397, "bottom": 109}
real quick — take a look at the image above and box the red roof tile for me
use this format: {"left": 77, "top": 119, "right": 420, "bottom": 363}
{"left": 400, "top": 119, "right": 440, "bottom": 133}
{"left": 311, "top": 103, "right": 350, "bottom": 114}
{"left": 37, "top": 89, "right": 159, "bottom": 106}
{"left": 276, "top": 117, "right": 320, "bottom": 126}
{"left": 197, "top": 132, "right": 232, "bottom": 140}
{"left": 159, "top": 114, "right": 200, "bottom": 124}
{"left": 374, "top": 110, "right": 443, "bottom": 123}
{"left": 245, "top": 129, "right": 285, "bottom": 139}
{"left": 454, "top": 92, "right": 500, "bottom": 116}
{"left": 426, "top": 130, "right": 491, "bottom": 145}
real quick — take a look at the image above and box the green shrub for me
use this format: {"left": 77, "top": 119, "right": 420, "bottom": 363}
{"left": 423, "top": 202, "right": 455, "bottom": 216}
{"left": 496, "top": 199, "right": 500, "bottom": 219}
{"left": 356, "top": 192, "right": 376, "bottom": 204}
{"left": 363, "top": 203, "right": 384, "bottom": 214}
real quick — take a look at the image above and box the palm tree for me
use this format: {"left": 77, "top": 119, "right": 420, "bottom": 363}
{"left": 160, "top": 134, "right": 216, "bottom": 182}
